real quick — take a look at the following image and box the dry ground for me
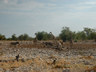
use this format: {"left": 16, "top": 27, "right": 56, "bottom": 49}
{"left": 0, "top": 41, "right": 96, "bottom": 72}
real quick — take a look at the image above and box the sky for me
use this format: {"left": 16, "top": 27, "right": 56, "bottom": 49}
{"left": 0, "top": 0, "right": 96, "bottom": 37}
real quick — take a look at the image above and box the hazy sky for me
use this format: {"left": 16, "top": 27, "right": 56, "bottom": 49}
{"left": 0, "top": 0, "right": 96, "bottom": 37}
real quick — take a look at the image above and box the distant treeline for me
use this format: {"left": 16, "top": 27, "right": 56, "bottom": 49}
{"left": 0, "top": 27, "right": 96, "bottom": 42}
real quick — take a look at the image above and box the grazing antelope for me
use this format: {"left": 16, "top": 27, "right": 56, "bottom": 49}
{"left": 42, "top": 41, "right": 54, "bottom": 48}
{"left": 10, "top": 41, "right": 19, "bottom": 45}
{"left": 49, "top": 32, "right": 62, "bottom": 50}
{"left": 10, "top": 41, "right": 20, "bottom": 48}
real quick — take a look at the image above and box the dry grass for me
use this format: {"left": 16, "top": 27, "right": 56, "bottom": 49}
{"left": 0, "top": 41, "right": 96, "bottom": 72}
{"left": 0, "top": 55, "right": 95, "bottom": 72}
{"left": 85, "top": 65, "right": 96, "bottom": 72}
{"left": 0, "top": 56, "right": 71, "bottom": 71}
{"left": 63, "top": 43, "right": 96, "bottom": 49}
{"left": 80, "top": 56, "right": 94, "bottom": 60}
{"left": 0, "top": 59, "right": 33, "bottom": 70}
{"left": 53, "top": 58, "right": 70, "bottom": 69}
{"left": 1, "top": 40, "right": 96, "bottom": 50}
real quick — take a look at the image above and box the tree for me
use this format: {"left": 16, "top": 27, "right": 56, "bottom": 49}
{"left": 84, "top": 28, "right": 96, "bottom": 40}
{"left": 84, "top": 28, "right": 94, "bottom": 39}
{"left": 0, "top": 34, "right": 6, "bottom": 40}
{"left": 18, "top": 35, "right": 24, "bottom": 40}
{"left": 35, "top": 32, "right": 43, "bottom": 40}
{"left": 11, "top": 34, "right": 17, "bottom": 40}
{"left": 23, "top": 34, "right": 29, "bottom": 40}
{"left": 59, "top": 27, "right": 72, "bottom": 42}
{"left": 75, "top": 31, "right": 86, "bottom": 40}
{"left": 90, "top": 32, "right": 96, "bottom": 41}
{"left": 18, "top": 34, "right": 33, "bottom": 40}
{"left": 35, "top": 31, "right": 51, "bottom": 40}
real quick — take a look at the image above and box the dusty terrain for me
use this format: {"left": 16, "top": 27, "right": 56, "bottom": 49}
{"left": 0, "top": 41, "right": 96, "bottom": 72}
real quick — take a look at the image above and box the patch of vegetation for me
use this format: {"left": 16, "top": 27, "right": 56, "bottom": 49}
{"left": 0, "top": 27, "right": 96, "bottom": 42}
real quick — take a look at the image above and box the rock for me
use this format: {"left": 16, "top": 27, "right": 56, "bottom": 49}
{"left": 0, "top": 68, "right": 4, "bottom": 72}
{"left": 90, "top": 70, "right": 95, "bottom": 72}
{"left": 62, "top": 69, "right": 70, "bottom": 72}
{"left": 83, "top": 60, "right": 91, "bottom": 65}
{"left": 21, "top": 58, "right": 25, "bottom": 62}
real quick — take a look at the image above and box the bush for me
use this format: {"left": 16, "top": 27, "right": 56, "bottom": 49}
{"left": 0, "top": 34, "right": 6, "bottom": 40}
{"left": 35, "top": 31, "right": 53, "bottom": 40}
{"left": 59, "top": 27, "right": 72, "bottom": 42}
{"left": 18, "top": 34, "right": 33, "bottom": 40}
